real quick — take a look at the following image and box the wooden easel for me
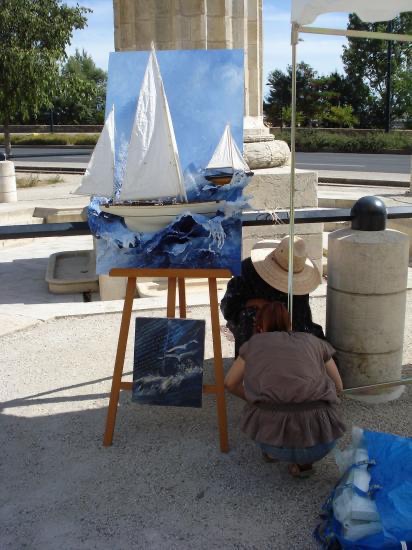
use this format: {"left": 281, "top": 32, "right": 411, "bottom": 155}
{"left": 103, "top": 267, "right": 232, "bottom": 452}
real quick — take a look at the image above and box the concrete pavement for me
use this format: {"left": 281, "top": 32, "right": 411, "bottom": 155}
{"left": 1, "top": 173, "right": 412, "bottom": 549}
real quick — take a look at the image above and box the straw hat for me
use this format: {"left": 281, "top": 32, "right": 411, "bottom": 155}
{"left": 250, "top": 236, "right": 321, "bottom": 295}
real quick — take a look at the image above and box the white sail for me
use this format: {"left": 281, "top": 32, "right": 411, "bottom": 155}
{"left": 75, "top": 106, "right": 115, "bottom": 197}
{"left": 120, "top": 48, "right": 187, "bottom": 202}
{"left": 206, "top": 124, "right": 250, "bottom": 172}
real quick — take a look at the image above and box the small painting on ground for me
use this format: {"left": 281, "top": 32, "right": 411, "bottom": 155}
{"left": 132, "top": 317, "right": 205, "bottom": 408}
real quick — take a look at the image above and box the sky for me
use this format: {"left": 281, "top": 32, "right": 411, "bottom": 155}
{"left": 66, "top": 0, "right": 349, "bottom": 97}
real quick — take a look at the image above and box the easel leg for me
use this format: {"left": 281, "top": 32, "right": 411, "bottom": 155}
{"left": 103, "top": 277, "right": 136, "bottom": 446}
{"left": 167, "top": 277, "right": 177, "bottom": 318}
{"left": 177, "top": 278, "right": 186, "bottom": 318}
{"left": 208, "top": 277, "right": 229, "bottom": 453}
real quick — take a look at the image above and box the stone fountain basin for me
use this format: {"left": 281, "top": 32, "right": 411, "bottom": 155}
{"left": 46, "top": 250, "right": 98, "bottom": 294}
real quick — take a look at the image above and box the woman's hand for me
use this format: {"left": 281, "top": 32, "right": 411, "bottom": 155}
{"left": 224, "top": 356, "right": 246, "bottom": 400}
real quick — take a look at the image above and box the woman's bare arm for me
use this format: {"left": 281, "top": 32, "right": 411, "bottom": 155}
{"left": 325, "top": 358, "right": 343, "bottom": 393}
{"left": 224, "top": 356, "right": 246, "bottom": 400}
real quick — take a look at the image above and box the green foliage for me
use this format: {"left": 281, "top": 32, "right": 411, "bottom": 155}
{"left": 276, "top": 130, "right": 412, "bottom": 153}
{"left": 54, "top": 49, "right": 107, "bottom": 124}
{"left": 0, "top": 0, "right": 89, "bottom": 154}
{"left": 342, "top": 13, "right": 412, "bottom": 127}
{"left": 0, "top": 133, "right": 99, "bottom": 146}
{"left": 281, "top": 106, "right": 304, "bottom": 126}
{"left": 323, "top": 106, "right": 359, "bottom": 128}
{"left": 265, "top": 13, "right": 411, "bottom": 130}
{"left": 71, "top": 134, "right": 100, "bottom": 145}
{"left": 265, "top": 64, "right": 362, "bottom": 128}
{"left": 266, "top": 62, "right": 328, "bottom": 127}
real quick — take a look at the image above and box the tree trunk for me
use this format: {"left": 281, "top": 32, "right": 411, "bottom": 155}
{"left": 4, "top": 117, "right": 12, "bottom": 158}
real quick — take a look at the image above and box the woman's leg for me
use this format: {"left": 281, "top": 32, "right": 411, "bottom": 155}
{"left": 257, "top": 440, "right": 337, "bottom": 475}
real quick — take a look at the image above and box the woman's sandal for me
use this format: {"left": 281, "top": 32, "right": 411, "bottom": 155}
{"left": 287, "top": 463, "right": 314, "bottom": 478}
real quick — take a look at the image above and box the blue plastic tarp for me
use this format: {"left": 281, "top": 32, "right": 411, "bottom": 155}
{"left": 315, "top": 429, "right": 412, "bottom": 549}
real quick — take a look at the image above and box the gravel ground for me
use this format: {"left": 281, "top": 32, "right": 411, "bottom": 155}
{"left": 1, "top": 303, "right": 411, "bottom": 550}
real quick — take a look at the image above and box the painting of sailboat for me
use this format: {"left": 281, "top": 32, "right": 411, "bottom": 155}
{"left": 132, "top": 317, "right": 205, "bottom": 408}
{"left": 204, "top": 123, "right": 252, "bottom": 186}
{"left": 77, "top": 46, "right": 245, "bottom": 233}
{"left": 82, "top": 47, "right": 250, "bottom": 276}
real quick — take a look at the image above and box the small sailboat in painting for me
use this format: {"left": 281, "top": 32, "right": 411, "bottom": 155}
{"left": 76, "top": 46, "right": 239, "bottom": 234}
{"left": 204, "top": 123, "right": 252, "bottom": 186}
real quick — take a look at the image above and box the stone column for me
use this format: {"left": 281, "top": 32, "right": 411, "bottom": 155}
{"left": 326, "top": 197, "right": 409, "bottom": 402}
{"left": 112, "top": 0, "right": 290, "bottom": 169}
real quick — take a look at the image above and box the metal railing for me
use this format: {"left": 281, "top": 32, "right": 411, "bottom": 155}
{"left": 1, "top": 205, "right": 412, "bottom": 240}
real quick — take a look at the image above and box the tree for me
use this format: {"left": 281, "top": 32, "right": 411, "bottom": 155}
{"left": 265, "top": 63, "right": 323, "bottom": 127}
{"left": 324, "top": 105, "right": 359, "bottom": 128}
{"left": 342, "top": 13, "right": 412, "bottom": 128}
{"left": 0, "top": 0, "right": 89, "bottom": 156}
{"left": 264, "top": 64, "right": 360, "bottom": 128}
{"left": 54, "top": 49, "right": 107, "bottom": 124}
{"left": 281, "top": 106, "right": 304, "bottom": 126}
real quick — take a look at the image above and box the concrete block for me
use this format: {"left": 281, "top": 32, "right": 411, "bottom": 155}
{"left": 327, "top": 227, "right": 409, "bottom": 399}
{"left": 99, "top": 274, "right": 131, "bottom": 301}
{"left": 328, "top": 229, "right": 409, "bottom": 294}
{"left": 327, "top": 287, "right": 406, "bottom": 354}
{"left": 206, "top": 16, "right": 229, "bottom": 42}
{"left": 245, "top": 167, "right": 318, "bottom": 210}
{"left": 242, "top": 228, "right": 323, "bottom": 261}
{"left": 334, "top": 348, "right": 403, "bottom": 389}
{"left": 179, "top": 0, "right": 206, "bottom": 15}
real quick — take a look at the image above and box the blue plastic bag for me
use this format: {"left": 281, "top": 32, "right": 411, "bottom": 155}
{"left": 315, "top": 429, "right": 412, "bottom": 549}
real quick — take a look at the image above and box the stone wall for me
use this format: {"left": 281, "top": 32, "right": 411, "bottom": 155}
{"left": 113, "top": 0, "right": 263, "bottom": 119}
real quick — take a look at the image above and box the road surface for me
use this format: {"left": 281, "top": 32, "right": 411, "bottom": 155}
{"left": 1, "top": 146, "right": 411, "bottom": 174}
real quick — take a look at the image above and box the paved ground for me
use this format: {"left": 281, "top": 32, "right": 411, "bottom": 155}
{"left": 1, "top": 172, "right": 411, "bottom": 549}
{"left": 1, "top": 308, "right": 411, "bottom": 550}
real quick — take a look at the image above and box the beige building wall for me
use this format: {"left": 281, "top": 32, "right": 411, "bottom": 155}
{"left": 113, "top": 0, "right": 263, "bottom": 118}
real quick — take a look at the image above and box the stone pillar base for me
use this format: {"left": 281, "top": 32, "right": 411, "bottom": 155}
{"left": 99, "top": 274, "right": 130, "bottom": 301}
{"left": 242, "top": 167, "right": 323, "bottom": 273}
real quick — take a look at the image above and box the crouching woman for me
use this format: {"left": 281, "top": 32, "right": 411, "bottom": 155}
{"left": 224, "top": 302, "right": 345, "bottom": 477}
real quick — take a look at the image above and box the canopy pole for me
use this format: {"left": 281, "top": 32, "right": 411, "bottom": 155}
{"left": 288, "top": 23, "right": 299, "bottom": 327}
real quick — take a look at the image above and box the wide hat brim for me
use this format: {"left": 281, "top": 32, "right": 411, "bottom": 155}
{"left": 251, "top": 239, "right": 321, "bottom": 295}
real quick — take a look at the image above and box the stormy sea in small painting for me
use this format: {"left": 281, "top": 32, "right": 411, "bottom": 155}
{"left": 132, "top": 317, "right": 205, "bottom": 408}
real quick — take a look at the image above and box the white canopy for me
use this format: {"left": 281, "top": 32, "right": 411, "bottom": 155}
{"left": 292, "top": 0, "right": 412, "bottom": 25}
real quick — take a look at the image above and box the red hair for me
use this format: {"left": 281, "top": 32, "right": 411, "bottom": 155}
{"left": 254, "top": 302, "right": 290, "bottom": 334}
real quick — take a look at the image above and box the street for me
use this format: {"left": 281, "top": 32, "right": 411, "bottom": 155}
{"left": 1, "top": 146, "right": 411, "bottom": 174}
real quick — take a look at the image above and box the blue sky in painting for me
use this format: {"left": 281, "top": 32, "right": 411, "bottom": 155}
{"left": 105, "top": 49, "right": 244, "bottom": 185}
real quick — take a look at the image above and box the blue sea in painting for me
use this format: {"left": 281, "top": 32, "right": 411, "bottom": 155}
{"left": 89, "top": 171, "right": 249, "bottom": 276}
{"left": 132, "top": 317, "right": 205, "bottom": 408}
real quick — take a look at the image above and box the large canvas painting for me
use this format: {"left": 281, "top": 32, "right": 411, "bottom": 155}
{"left": 82, "top": 48, "right": 251, "bottom": 276}
{"left": 132, "top": 317, "right": 205, "bottom": 408}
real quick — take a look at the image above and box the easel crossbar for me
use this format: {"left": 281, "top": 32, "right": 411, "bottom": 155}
{"left": 110, "top": 267, "right": 233, "bottom": 278}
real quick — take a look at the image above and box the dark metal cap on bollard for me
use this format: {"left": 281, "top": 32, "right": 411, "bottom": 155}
{"left": 351, "top": 196, "right": 387, "bottom": 231}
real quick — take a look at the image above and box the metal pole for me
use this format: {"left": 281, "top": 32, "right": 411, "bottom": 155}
{"left": 288, "top": 23, "right": 299, "bottom": 325}
{"left": 343, "top": 376, "right": 412, "bottom": 395}
{"left": 385, "top": 21, "right": 393, "bottom": 133}
{"left": 49, "top": 109, "right": 54, "bottom": 133}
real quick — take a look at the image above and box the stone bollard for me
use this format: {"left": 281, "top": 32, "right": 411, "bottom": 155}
{"left": 0, "top": 160, "right": 17, "bottom": 203}
{"left": 326, "top": 196, "right": 409, "bottom": 402}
